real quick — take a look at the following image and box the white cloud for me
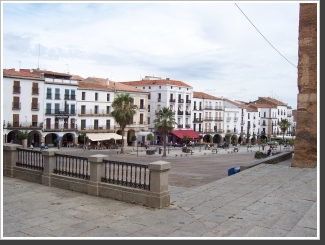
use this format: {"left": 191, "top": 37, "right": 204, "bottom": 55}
{"left": 2, "top": 1, "right": 302, "bottom": 108}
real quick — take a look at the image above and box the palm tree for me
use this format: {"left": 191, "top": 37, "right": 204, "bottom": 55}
{"left": 278, "top": 118, "right": 291, "bottom": 142}
{"left": 153, "top": 107, "right": 177, "bottom": 157}
{"left": 111, "top": 93, "right": 138, "bottom": 154}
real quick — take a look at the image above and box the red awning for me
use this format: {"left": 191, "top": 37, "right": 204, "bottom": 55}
{"left": 171, "top": 130, "right": 200, "bottom": 139}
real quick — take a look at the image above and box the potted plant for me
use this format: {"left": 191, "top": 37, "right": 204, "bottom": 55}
{"left": 17, "top": 130, "right": 29, "bottom": 148}
{"left": 53, "top": 139, "right": 58, "bottom": 146}
{"left": 131, "top": 135, "right": 137, "bottom": 147}
{"left": 255, "top": 150, "right": 267, "bottom": 159}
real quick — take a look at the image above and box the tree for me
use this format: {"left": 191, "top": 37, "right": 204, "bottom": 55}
{"left": 278, "top": 118, "right": 291, "bottom": 141}
{"left": 183, "top": 135, "right": 190, "bottom": 145}
{"left": 146, "top": 133, "right": 154, "bottom": 149}
{"left": 153, "top": 107, "right": 177, "bottom": 157}
{"left": 111, "top": 93, "right": 138, "bottom": 154}
{"left": 17, "top": 130, "right": 29, "bottom": 140}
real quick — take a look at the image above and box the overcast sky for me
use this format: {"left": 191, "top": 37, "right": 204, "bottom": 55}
{"left": 2, "top": 1, "right": 301, "bottom": 109}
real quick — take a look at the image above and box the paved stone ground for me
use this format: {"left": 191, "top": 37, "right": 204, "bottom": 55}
{"left": 1, "top": 145, "right": 319, "bottom": 239}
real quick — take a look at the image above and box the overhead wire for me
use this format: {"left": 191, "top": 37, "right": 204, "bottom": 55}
{"left": 235, "top": 3, "right": 297, "bottom": 69}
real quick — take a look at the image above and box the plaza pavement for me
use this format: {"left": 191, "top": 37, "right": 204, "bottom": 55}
{"left": 1, "top": 145, "right": 318, "bottom": 239}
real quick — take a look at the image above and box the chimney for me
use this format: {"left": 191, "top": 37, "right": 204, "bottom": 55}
{"left": 106, "top": 78, "right": 109, "bottom": 86}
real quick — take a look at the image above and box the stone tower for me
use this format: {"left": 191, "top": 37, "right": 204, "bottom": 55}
{"left": 292, "top": 3, "right": 317, "bottom": 168}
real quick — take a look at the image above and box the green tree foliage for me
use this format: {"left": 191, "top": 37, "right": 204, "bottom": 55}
{"left": 278, "top": 118, "right": 292, "bottom": 141}
{"left": 17, "top": 130, "right": 29, "bottom": 140}
{"left": 146, "top": 133, "right": 154, "bottom": 149}
{"left": 111, "top": 93, "right": 138, "bottom": 154}
{"left": 153, "top": 107, "right": 177, "bottom": 157}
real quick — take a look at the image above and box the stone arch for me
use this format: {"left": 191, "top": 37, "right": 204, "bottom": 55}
{"left": 28, "top": 130, "right": 42, "bottom": 147}
{"left": 127, "top": 129, "right": 136, "bottom": 146}
{"left": 203, "top": 134, "right": 212, "bottom": 143}
{"left": 61, "top": 133, "right": 75, "bottom": 147}
{"left": 231, "top": 134, "right": 238, "bottom": 145}
{"left": 44, "top": 133, "right": 59, "bottom": 145}
{"left": 213, "top": 134, "right": 223, "bottom": 144}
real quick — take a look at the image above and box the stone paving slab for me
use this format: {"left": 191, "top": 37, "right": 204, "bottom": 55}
{"left": 2, "top": 155, "right": 318, "bottom": 239}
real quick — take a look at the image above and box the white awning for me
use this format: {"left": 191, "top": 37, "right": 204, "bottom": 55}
{"left": 137, "top": 131, "right": 153, "bottom": 141}
{"left": 87, "top": 133, "right": 123, "bottom": 141}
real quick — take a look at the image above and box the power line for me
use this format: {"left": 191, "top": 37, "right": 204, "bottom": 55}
{"left": 235, "top": 3, "right": 297, "bottom": 69}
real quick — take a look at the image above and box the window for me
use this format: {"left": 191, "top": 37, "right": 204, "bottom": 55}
{"left": 31, "top": 98, "right": 39, "bottom": 110}
{"left": 94, "top": 105, "right": 99, "bottom": 114}
{"left": 55, "top": 88, "right": 60, "bottom": 99}
{"left": 94, "top": 119, "right": 98, "bottom": 129}
{"left": 46, "top": 88, "right": 52, "bottom": 99}
{"left": 71, "top": 104, "right": 75, "bottom": 114}
{"left": 13, "top": 81, "right": 21, "bottom": 93}
{"left": 140, "top": 99, "right": 144, "bottom": 109}
{"left": 171, "top": 86, "right": 173, "bottom": 89}
{"left": 159, "top": 86, "right": 161, "bottom": 89}
{"left": 81, "top": 120, "right": 86, "bottom": 130}
{"left": 158, "top": 93, "right": 161, "bottom": 102}
{"left": 107, "top": 93, "right": 110, "bottom": 101}
{"left": 148, "top": 93, "right": 151, "bottom": 100}
{"left": 82, "top": 92, "right": 86, "bottom": 100}
{"left": 264, "top": 112, "right": 266, "bottom": 117}
{"left": 95, "top": 93, "right": 98, "bottom": 101}
{"left": 13, "top": 96, "right": 20, "bottom": 109}
{"left": 143, "top": 87, "right": 145, "bottom": 89}
{"left": 32, "top": 83, "right": 39, "bottom": 94}
{"left": 64, "top": 89, "right": 69, "bottom": 100}
{"left": 148, "top": 105, "right": 150, "bottom": 112}
{"left": 106, "top": 120, "right": 111, "bottom": 129}
{"left": 179, "top": 87, "right": 181, "bottom": 90}
{"left": 81, "top": 105, "right": 86, "bottom": 114}
{"left": 149, "top": 86, "right": 151, "bottom": 89}
{"left": 148, "top": 117, "right": 150, "bottom": 124}
{"left": 248, "top": 113, "right": 250, "bottom": 119}
{"left": 46, "top": 103, "right": 51, "bottom": 114}
{"left": 55, "top": 103, "right": 60, "bottom": 114}
{"left": 71, "top": 90, "right": 76, "bottom": 100}
{"left": 106, "top": 106, "right": 110, "bottom": 114}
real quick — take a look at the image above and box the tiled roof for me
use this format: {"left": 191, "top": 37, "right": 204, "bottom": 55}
{"left": 81, "top": 77, "right": 148, "bottom": 93}
{"left": 193, "top": 91, "right": 222, "bottom": 100}
{"left": 223, "top": 98, "right": 243, "bottom": 107}
{"left": 3, "top": 68, "right": 41, "bottom": 78}
{"left": 33, "top": 69, "right": 71, "bottom": 77}
{"left": 78, "top": 80, "right": 113, "bottom": 91}
{"left": 71, "top": 75, "right": 84, "bottom": 81}
{"left": 258, "top": 97, "right": 287, "bottom": 106}
{"left": 251, "top": 103, "right": 275, "bottom": 109}
{"left": 119, "top": 79, "right": 193, "bottom": 88}
{"left": 246, "top": 105, "right": 258, "bottom": 112}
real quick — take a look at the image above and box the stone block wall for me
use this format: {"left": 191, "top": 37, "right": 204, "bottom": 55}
{"left": 292, "top": 3, "right": 317, "bottom": 168}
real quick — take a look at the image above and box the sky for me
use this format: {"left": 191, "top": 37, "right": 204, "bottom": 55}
{"left": 2, "top": 1, "right": 304, "bottom": 109}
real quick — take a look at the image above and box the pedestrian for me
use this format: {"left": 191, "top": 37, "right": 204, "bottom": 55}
{"left": 40, "top": 142, "right": 44, "bottom": 151}
{"left": 29, "top": 144, "right": 34, "bottom": 150}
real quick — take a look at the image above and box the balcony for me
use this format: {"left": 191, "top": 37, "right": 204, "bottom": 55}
{"left": 233, "top": 117, "right": 238, "bottom": 122}
{"left": 31, "top": 103, "right": 40, "bottom": 110}
{"left": 204, "top": 129, "right": 215, "bottom": 133}
{"left": 216, "top": 129, "right": 224, "bottom": 133}
{"left": 185, "top": 124, "right": 191, "bottom": 128}
{"left": 169, "top": 99, "right": 175, "bottom": 103}
{"left": 13, "top": 86, "right": 21, "bottom": 93}
{"left": 215, "top": 106, "right": 223, "bottom": 110}
{"left": 64, "top": 95, "right": 76, "bottom": 100}
{"left": 214, "top": 117, "right": 223, "bottom": 121}
{"left": 6, "top": 121, "right": 42, "bottom": 128}
{"left": 178, "top": 99, "right": 184, "bottom": 103}
{"left": 32, "top": 87, "right": 39, "bottom": 95}
{"left": 45, "top": 109, "right": 76, "bottom": 115}
{"left": 46, "top": 93, "right": 52, "bottom": 99}
{"left": 155, "top": 110, "right": 160, "bottom": 115}
{"left": 43, "top": 124, "right": 78, "bottom": 132}
{"left": 54, "top": 94, "right": 60, "bottom": 100}
{"left": 287, "top": 114, "right": 292, "bottom": 117}
{"left": 77, "top": 125, "right": 115, "bottom": 131}
{"left": 158, "top": 98, "right": 161, "bottom": 102}
{"left": 204, "top": 106, "right": 213, "bottom": 110}
{"left": 193, "top": 118, "right": 203, "bottom": 123}
{"left": 185, "top": 111, "right": 191, "bottom": 115}
{"left": 226, "top": 117, "right": 231, "bottom": 122}
{"left": 177, "top": 110, "right": 183, "bottom": 115}
{"left": 204, "top": 117, "right": 213, "bottom": 121}
{"left": 186, "top": 100, "right": 191, "bottom": 104}
{"left": 177, "top": 124, "right": 183, "bottom": 128}
{"left": 193, "top": 106, "right": 203, "bottom": 111}
{"left": 12, "top": 102, "right": 21, "bottom": 110}
{"left": 241, "top": 120, "right": 245, "bottom": 125}
{"left": 139, "top": 105, "right": 146, "bottom": 110}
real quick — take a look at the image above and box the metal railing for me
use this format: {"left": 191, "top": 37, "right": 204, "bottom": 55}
{"left": 54, "top": 154, "right": 90, "bottom": 180}
{"left": 214, "top": 117, "right": 223, "bottom": 121}
{"left": 13, "top": 86, "right": 21, "bottom": 93}
{"left": 31, "top": 103, "right": 40, "bottom": 110}
{"left": 16, "top": 148, "right": 44, "bottom": 171}
{"left": 45, "top": 109, "right": 76, "bottom": 115}
{"left": 32, "top": 87, "right": 39, "bottom": 94}
{"left": 102, "top": 160, "right": 150, "bottom": 190}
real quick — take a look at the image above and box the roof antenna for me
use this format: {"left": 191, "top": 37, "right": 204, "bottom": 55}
{"left": 66, "top": 64, "right": 69, "bottom": 74}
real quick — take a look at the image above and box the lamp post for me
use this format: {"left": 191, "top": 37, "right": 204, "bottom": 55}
{"left": 257, "top": 133, "right": 260, "bottom": 151}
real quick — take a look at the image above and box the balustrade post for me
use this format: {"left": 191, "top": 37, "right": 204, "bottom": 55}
{"left": 148, "top": 160, "right": 171, "bottom": 208}
{"left": 87, "top": 154, "right": 108, "bottom": 196}
{"left": 3, "top": 143, "right": 21, "bottom": 177}
{"left": 42, "top": 149, "right": 59, "bottom": 186}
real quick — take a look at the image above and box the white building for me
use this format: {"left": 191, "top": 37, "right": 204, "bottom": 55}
{"left": 119, "top": 76, "right": 199, "bottom": 144}
{"left": 3, "top": 68, "right": 45, "bottom": 146}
